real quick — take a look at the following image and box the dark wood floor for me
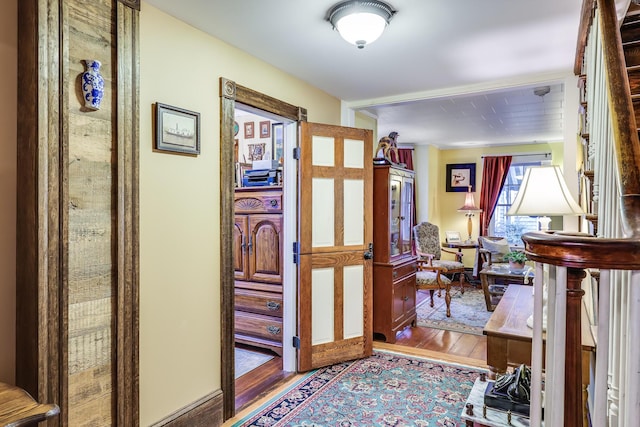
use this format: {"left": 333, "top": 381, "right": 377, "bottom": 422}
{"left": 234, "top": 289, "right": 488, "bottom": 412}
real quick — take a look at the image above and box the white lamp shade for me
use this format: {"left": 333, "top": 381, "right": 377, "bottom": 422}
{"left": 335, "top": 13, "right": 387, "bottom": 47}
{"left": 507, "top": 166, "right": 584, "bottom": 216}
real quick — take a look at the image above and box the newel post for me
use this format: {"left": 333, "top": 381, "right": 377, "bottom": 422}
{"left": 566, "top": 267, "right": 586, "bottom": 426}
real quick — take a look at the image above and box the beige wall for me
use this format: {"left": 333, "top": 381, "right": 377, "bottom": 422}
{"left": 0, "top": 0, "right": 16, "bottom": 384}
{"left": 139, "top": 3, "right": 340, "bottom": 424}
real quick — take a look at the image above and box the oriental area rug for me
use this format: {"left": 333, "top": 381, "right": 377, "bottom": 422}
{"left": 416, "top": 287, "right": 492, "bottom": 336}
{"left": 232, "top": 350, "right": 485, "bottom": 426}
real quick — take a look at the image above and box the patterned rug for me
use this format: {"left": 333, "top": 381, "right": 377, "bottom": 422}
{"left": 233, "top": 350, "right": 485, "bottom": 426}
{"left": 416, "top": 287, "right": 492, "bottom": 335}
{"left": 235, "top": 347, "right": 274, "bottom": 379}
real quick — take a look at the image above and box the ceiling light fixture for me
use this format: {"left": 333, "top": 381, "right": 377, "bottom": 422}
{"left": 328, "top": 0, "right": 396, "bottom": 49}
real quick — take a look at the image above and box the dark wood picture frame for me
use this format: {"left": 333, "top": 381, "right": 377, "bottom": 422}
{"left": 446, "top": 163, "right": 476, "bottom": 192}
{"left": 244, "top": 121, "right": 254, "bottom": 139}
{"left": 155, "top": 102, "right": 200, "bottom": 155}
{"left": 259, "top": 120, "right": 270, "bottom": 138}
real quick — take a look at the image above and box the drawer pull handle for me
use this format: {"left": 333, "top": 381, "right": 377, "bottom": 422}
{"left": 392, "top": 271, "right": 398, "bottom": 278}
{"left": 267, "top": 325, "right": 281, "bottom": 335}
{"left": 266, "top": 301, "right": 281, "bottom": 311}
{"left": 403, "top": 296, "right": 409, "bottom": 301}
{"left": 270, "top": 199, "right": 278, "bottom": 207}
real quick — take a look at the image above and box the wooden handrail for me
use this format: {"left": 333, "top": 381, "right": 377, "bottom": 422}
{"left": 598, "top": 0, "right": 640, "bottom": 237}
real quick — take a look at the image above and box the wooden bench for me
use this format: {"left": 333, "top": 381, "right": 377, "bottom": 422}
{"left": 0, "top": 382, "right": 59, "bottom": 426}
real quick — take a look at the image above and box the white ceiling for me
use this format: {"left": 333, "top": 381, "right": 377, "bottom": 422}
{"left": 144, "top": 0, "right": 583, "bottom": 148}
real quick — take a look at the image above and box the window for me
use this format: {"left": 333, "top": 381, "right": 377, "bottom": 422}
{"left": 489, "top": 162, "right": 541, "bottom": 246}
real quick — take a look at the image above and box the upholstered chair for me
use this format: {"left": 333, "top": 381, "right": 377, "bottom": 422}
{"left": 415, "top": 263, "right": 453, "bottom": 317}
{"left": 413, "top": 222, "right": 466, "bottom": 293}
{"left": 477, "top": 236, "right": 511, "bottom": 269}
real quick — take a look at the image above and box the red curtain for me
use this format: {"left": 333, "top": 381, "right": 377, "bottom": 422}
{"left": 479, "top": 156, "right": 512, "bottom": 236}
{"left": 396, "top": 149, "right": 414, "bottom": 170}
{"left": 397, "top": 148, "right": 417, "bottom": 254}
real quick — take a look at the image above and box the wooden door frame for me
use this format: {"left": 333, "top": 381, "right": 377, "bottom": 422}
{"left": 219, "top": 78, "right": 307, "bottom": 420}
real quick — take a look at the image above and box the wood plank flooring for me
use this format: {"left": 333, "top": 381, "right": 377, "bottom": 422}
{"left": 233, "top": 287, "right": 488, "bottom": 419}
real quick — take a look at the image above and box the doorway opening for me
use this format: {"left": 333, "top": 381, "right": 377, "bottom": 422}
{"left": 219, "top": 78, "right": 307, "bottom": 420}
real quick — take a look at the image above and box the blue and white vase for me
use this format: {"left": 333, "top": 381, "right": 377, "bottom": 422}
{"left": 82, "top": 59, "right": 104, "bottom": 110}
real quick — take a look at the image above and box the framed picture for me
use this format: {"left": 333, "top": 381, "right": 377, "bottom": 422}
{"left": 244, "top": 121, "right": 254, "bottom": 139}
{"left": 446, "top": 163, "right": 476, "bottom": 192}
{"left": 272, "top": 123, "right": 284, "bottom": 163}
{"left": 155, "top": 103, "right": 200, "bottom": 155}
{"left": 259, "top": 121, "right": 270, "bottom": 138}
{"left": 445, "top": 231, "right": 462, "bottom": 243}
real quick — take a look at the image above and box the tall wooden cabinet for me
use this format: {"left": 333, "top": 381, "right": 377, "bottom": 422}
{"left": 233, "top": 187, "right": 284, "bottom": 355}
{"left": 372, "top": 165, "right": 417, "bottom": 343}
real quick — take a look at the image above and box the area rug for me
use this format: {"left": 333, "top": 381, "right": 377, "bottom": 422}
{"left": 416, "top": 287, "right": 492, "bottom": 336}
{"left": 233, "top": 350, "right": 485, "bottom": 426}
{"left": 235, "top": 348, "right": 274, "bottom": 379}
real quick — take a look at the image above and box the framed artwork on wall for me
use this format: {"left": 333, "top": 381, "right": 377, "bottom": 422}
{"left": 446, "top": 163, "right": 476, "bottom": 192}
{"left": 154, "top": 102, "right": 200, "bottom": 155}
{"left": 244, "top": 121, "right": 254, "bottom": 139}
{"left": 259, "top": 121, "right": 270, "bottom": 138}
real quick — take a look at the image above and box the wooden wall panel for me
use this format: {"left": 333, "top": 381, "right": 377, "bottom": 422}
{"left": 17, "top": 0, "right": 139, "bottom": 425}
{"left": 66, "top": 0, "right": 116, "bottom": 424}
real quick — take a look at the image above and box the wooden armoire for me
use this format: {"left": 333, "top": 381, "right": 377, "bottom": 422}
{"left": 233, "top": 187, "right": 284, "bottom": 355}
{"left": 372, "top": 165, "right": 417, "bottom": 343}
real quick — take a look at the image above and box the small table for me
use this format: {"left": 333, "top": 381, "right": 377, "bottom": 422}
{"left": 483, "top": 285, "right": 595, "bottom": 425}
{"left": 442, "top": 241, "right": 478, "bottom": 283}
{"left": 461, "top": 377, "right": 531, "bottom": 427}
{"left": 479, "top": 265, "right": 533, "bottom": 311}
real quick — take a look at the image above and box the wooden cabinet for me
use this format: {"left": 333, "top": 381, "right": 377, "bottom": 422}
{"left": 233, "top": 187, "right": 284, "bottom": 355}
{"left": 372, "top": 165, "right": 417, "bottom": 343}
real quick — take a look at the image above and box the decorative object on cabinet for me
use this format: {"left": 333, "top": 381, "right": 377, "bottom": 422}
{"left": 446, "top": 163, "right": 476, "bottom": 192}
{"left": 372, "top": 165, "right": 417, "bottom": 343}
{"left": 154, "top": 102, "right": 200, "bottom": 155}
{"left": 244, "top": 121, "right": 255, "bottom": 139}
{"left": 259, "top": 120, "right": 271, "bottom": 138}
{"left": 233, "top": 187, "right": 284, "bottom": 355}
{"left": 81, "top": 59, "right": 104, "bottom": 110}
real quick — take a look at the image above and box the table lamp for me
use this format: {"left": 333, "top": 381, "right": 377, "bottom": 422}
{"left": 457, "top": 186, "right": 482, "bottom": 242}
{"left": 506, "top": 165, "right": 584, "bottom": 330}
{"left": 507, "top": 165, "right": 583, "bottom": 230}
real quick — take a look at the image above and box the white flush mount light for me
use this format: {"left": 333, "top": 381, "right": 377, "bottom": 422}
{"left": 328, "top": 0, "right": 396, "bottom": 49}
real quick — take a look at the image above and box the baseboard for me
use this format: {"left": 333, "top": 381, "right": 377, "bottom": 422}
{"left": 149, "top": 389, "right": 224, "bottom": 427}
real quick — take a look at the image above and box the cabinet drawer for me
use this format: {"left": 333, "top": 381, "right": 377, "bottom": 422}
{"left": 235, "top": 288, "right": 283, "bottom": 317}
{"left": 392, "top": 260, "right": 417, "bottom": 281}
{"left": 234, "top": 190, "right": 283, "bottom": 213}
{"left": 235, "top": 311, "right": 283, "bottom": 341}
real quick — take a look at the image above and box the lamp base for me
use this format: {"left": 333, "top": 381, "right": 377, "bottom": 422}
{"left": 537, "top": 216, "right": 552, "bottom": 231}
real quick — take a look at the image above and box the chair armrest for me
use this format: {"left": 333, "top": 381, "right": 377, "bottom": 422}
{"left": 442, "top": 247, "right": 463, "bottom": 263}
{"left": 416, "top": 259, "right": 447, "bottom": 273}
{"left": 416, "top": 250, "right": 435, "bottom": 266}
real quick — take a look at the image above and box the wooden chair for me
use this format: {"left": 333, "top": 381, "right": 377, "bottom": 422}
{"left": 0, "top": 382, "right": 59, "bottom": 427}
{"left": 413, "top": 222, "right": 466, "bottom": 294}
{"left": 415, "top": 261, "right": 453, "bottom": 317}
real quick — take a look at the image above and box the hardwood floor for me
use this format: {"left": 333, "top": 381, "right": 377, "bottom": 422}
{"left": 233, "top": 285, "right": 488, "bottom": 415}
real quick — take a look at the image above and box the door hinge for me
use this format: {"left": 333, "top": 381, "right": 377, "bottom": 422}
{"left": 292, "top": 336, "right": 300, "bottom": 349}
{"left": 293, "top": 147, "right": 301, "bottom": 160}
{"left": 293, "top": 241, "right": 300, "bottom": 264}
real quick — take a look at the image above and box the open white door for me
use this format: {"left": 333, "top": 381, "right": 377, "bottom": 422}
{"left": 297, "top": 122, "right": 373, "bottom": 371}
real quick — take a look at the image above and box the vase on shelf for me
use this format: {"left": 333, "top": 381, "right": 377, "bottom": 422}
{"left": 81, "top": 59, "right": 104, "bottom": 110}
